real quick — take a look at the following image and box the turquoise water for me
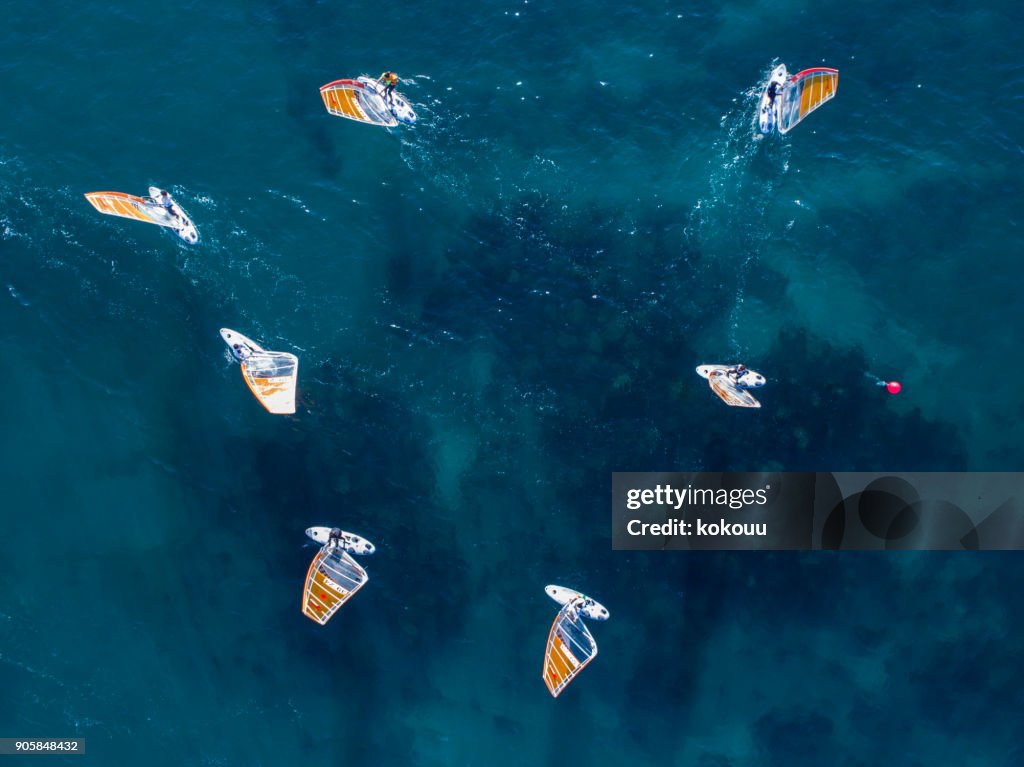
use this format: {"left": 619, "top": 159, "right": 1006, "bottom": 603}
{"left": 2, "top": 0, "right": 1023, "bottom": 764}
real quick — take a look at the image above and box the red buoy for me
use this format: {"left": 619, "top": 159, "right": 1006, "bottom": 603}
{"left": 885, "top": 381, "right": 902, "bottom": 395}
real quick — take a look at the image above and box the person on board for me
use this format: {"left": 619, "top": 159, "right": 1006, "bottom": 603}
{"left": 232, "top": 343, "right": 252, "bottom": 361}
{"left": 766, "top": 80, "right": 780, "bottom": 106}
{"left": 328, "top": 528, "right": 347, "bottom": 548}
{"left": 378, "top": 71, "right": 399, "bottom": 103}
{"left": 726, "top": 364, "right": 747, "bottom": 382}
{"left": 155, "top": 189, "right": 180, "bottom": 221}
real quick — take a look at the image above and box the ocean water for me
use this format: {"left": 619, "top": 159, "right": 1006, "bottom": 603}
{"left": 2, "top": 0, "right": 1023, "bottom": 764}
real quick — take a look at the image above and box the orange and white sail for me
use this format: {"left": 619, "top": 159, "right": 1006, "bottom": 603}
{"left": 778, "top": 67, "right": 839, "bottom": 134}
{"left": 241, "top": 352, "right": 298, "bottom": 415}
{"left": 86, "top": 188, "right": 198, "bottom": 243}
{"left": 708, "top": 371, "right": 761, "bottom": 408}
{"left": 320, "top": 79, "right": 397, "bottom": 127}
{"left": 542, "top": 586, "right": 608, "bottom": 697}
{"left": 543, "top": 602, "right": 600, "bottom": 697}
{"left": 84, "top": 191, "right": 169, "bottom": 227}
{"left": 302, "top": 540, "right": 370, "bottom": 626}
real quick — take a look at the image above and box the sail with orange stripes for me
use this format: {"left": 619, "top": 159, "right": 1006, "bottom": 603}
{"left": 85, "top": 187, "right": 198, "bottom": 243}
{"left": 707, "top": 370, "right": 761, "bottom": 408}
{"left": 319, "top": 78, "right": 398, "bottom": 127}
{"left": 542, "top": 586, "right": 609, "bottom": 697}
{"left": 778, "top": 67, "right": 838, "bottom": 134}
{"left": 241, "top": 352, "right": 298, "bottom": 415}
{"left": 84, "top": 191, "right": 158, "bottom": 225}
{"left": 302, "top": 527, "right": 375, "bottom": 626}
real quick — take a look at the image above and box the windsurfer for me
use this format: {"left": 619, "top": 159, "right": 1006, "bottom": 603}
{"left": 726, "top": 364, "right": 747, "bottom": 382}
{"left": 378, "top": 71, "right": 399, "bottom": 103}
{"left": 576, "top": 597, "right": 595, "bottom": 615}
{"left": 155, "top": 189, "right": 179, "bottom": 220}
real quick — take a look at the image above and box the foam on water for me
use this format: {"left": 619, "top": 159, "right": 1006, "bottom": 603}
{"left": 684, "top": 63, "right": 793, "bottom": 359}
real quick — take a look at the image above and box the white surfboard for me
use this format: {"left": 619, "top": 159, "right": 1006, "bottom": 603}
{"left": 758, "top": 65, "right": 788, "bottom": 134}
{"left": 147, "top": 187, "right": 199, "bottom": 243}
{"left": 696, "top": 365, "right": 766, "bottom": 388}
{"left": 220, "top": 328, "right": 264, "bottom": 361}
{"left": 306, "top": 526, "right": 376, "bottom": 556}
{"left": 545, "top": 585, "right": 609, "bottom": 621}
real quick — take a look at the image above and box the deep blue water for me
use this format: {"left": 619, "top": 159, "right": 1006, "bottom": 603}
{"left": 2, "top": 1, "right": 1023, "bottom": 765}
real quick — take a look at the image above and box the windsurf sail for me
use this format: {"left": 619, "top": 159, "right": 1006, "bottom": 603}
{"left": 708, "top": 371, "right": 761, "bottom": 408}
{"left": 302, "top": 543, "right": 369, "bottom": 625}
{"left": 84, "top": 191, "right": 177, "bottom": 228}
{"left": 320, "top": 79, "right": 398, "bottom": 127}
{"left": 241, "top": 351, "right": 298, "bottom": 415}
{"left": 777, "top": 68, "right": 838, "bottom": 134}
{"left": 543, "top": 603, "right": 599, "bottom": 697}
